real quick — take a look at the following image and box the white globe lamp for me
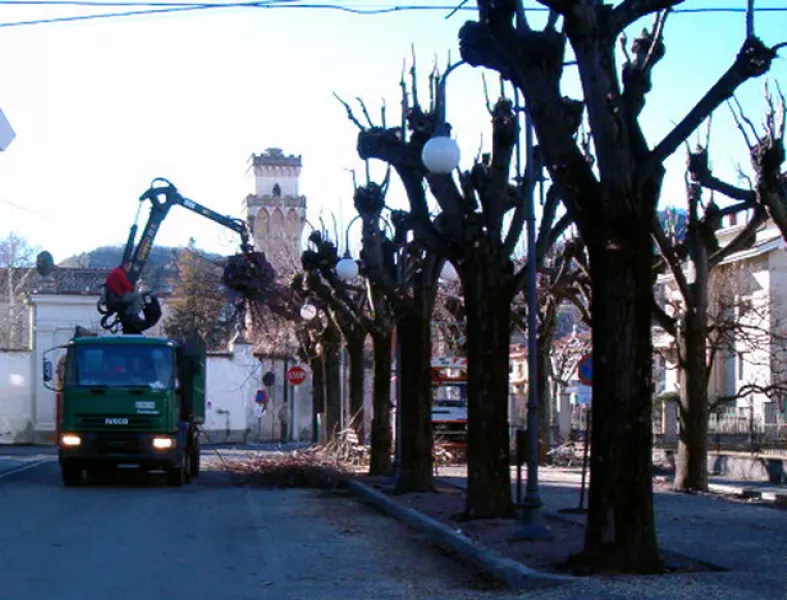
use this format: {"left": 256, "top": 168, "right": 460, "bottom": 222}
{"left": 440, "top": 261, "right": 459, "bottom": 282}
{"left": 336, "top": 257, "right": 359, "bottom": 280}
{"left": 422, "top": 136, "right": 461, "bottom": 174}
{"left": 300, "top": 303, "right": 317, "bottom": 321}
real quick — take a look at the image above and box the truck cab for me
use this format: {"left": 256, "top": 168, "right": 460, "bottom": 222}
{"left": 44, "top": 333, "right": 205, "bottom": 487}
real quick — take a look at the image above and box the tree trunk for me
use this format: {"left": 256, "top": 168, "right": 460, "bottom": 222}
{"left": 537, "top": 330, "right": 554, "bottom": 465}
{"left": 582, "top": 234, "right": 661, "bottom": 573}
{"left": 463, "top": 272, "right": 514, "bottom": 518}
{"left": 369, "top": 331, "right": 393, "bottom": 476}
{"left": 323, "top": 325, "right": 342, "bottom": 442}
{"left": 675, "top": 311, "right": 710, "bottom": 491}
{"left": 395, "top": 310, "right": 434, "bottom": 493}
{"left": 346, "top": 337, "right": 366, "bottom": 444}
{"left": 310, "top": 355, "right": 325, "bottom": 444}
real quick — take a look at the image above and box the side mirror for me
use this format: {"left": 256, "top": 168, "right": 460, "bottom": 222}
{"left": 42, "top": 344, "right": 69, "bottom": 392}
{"left": 43, "top": 358, "right": 53, "bottom": 383}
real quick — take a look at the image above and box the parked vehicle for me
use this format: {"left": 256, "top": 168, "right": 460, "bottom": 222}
{"left": 431, "top": 357, "right": 468, "bottom": 446}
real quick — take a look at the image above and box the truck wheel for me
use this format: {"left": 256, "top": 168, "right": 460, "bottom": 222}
{"left": 183, "top": 450, "right": 193, "bottom": 484}
{"left": 165, "top": 463, "right": 184, "bottom": 487}
{"left": 190, "top": 440, "right": 200, "bottom": 478}
{"left": 61, "top": 464, "right": 83, "bottom": 487}
{"left": 166, "top": 451, "right": 190, "bottom": 487}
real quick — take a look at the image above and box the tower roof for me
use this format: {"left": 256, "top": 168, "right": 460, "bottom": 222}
{"left": 250, "top": 148, "right": 302, "bottom": 168}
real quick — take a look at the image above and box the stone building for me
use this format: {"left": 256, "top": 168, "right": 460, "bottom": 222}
{"left": 243, "top": 148, "right": 307, "bottom": 274}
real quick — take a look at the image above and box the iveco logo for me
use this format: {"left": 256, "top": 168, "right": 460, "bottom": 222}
{"left": 105, "top": 418, "right": 129, "bottom": 425}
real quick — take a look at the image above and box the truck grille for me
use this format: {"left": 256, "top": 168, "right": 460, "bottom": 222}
{"left": 75, "top": 414, "right": 157, "bottom": 429}
{"left": 92, "top": 432, "right": 146, "bottom": 454}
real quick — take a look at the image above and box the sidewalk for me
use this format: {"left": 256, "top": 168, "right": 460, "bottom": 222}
{"left": 0, "top": 446, "right": 56, "bottom": 478}
{"left": 436, "top": 465, "right": 787, "bottom": 596}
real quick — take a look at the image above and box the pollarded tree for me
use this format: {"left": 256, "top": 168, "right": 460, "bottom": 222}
{"left": 458, "top": 0, "right": 785, "bottom": 573}
{"left": 348, "top": 176, "right": 441, "bottom": 492}
{"left": 343, "top": 64, "right": 570, "bottom": 516}
{"left": 655, "top": 90, "right": 787, "bottom": 491}
{"left": 301, "top": 231, "right": 370, "bottom": 444}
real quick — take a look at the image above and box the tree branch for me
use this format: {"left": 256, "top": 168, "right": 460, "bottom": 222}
{"left": 649, "top": 37, "right": 780, "bottom": 168}
{"left": 652, "top": 298, "right": 677, "bottom": 337}
{"left": 610, "top": 0, "right": 684, "bottom": 35}
{"left": 708, "top": 206, "right": 767, "bottom": 268}
{"left": 651, "top": 216, "right": 694, "bottom": 304}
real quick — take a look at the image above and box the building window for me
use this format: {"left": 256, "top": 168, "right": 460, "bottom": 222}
{"left": 272, "top": 183, "right": 281, "bottom": 197}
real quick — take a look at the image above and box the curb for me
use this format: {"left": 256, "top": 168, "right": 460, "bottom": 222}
{"left": 708, "top": 482, "right": 787, "bottom": 505}
{"left": 345, "top": 479, "right": 575, "bottom": 590}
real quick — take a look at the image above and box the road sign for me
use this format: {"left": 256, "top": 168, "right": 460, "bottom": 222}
{"left": 262, "top": 371, "right": 276, "bottom": 387}
{"left": 577, "top": 384, "right": 592, "bottom": 406}
{"left": 255, "top": 389, "right": 268, "bottom": 405}
{"left": 254, "top": 405, "right": 265, "bottom": 418}
{"left": 287, "top": 366, "right": 307, "bottom": 386}
{"left": 577, "top": 354, "right": 592, "bottom": 386}
{"left": 0, "top": 108, "right": 15, "bottom": 151}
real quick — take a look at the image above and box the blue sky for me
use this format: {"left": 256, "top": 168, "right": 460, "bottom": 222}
{"left": 0, "top": 0, "right": 785, "bottom": 263}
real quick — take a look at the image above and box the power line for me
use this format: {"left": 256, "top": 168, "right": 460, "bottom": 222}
{"left": 1, "top": 0, "right": 786, "bottom": 9}
{"left": 0, "top": 0, "right": 296, "bottom": 27}
{"left": 0, "top": 2, "right": 786, "bottom": 28}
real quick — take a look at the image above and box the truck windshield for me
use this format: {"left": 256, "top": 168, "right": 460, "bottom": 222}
{"left": 68, "top": 344, "right": 175, "bottom": 389}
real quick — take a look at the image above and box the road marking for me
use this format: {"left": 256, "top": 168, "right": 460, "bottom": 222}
{"left": 0, "top": 458, "right": 51, "bottom": 480}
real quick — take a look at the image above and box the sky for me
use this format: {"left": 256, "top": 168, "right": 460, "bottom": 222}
{"left": 0, "top": 0, "right": 785, "bottom": 264}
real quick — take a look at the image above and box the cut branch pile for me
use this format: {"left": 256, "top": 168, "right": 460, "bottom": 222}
{"left": 220, "top": 436, "right": 370, "bottom": 489}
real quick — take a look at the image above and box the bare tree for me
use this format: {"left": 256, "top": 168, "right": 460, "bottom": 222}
{"left": 0, "top": 232, "right": 39, "bottom": 349}
{"left": 342, "top": 59, "right": 569, "bottom": 516}
{"left": 458, "top": 0, "right": 785, "bottom": 572}
{"left": 347, "top": 173, "right": 439, "bottom": 492}
{"left": 654, "top": 83, "right": 787, "bottom": 492}
{"left": 691, "top": 81, "right": 786, "bottom": 239}
{"left": 301, "top": 231, "right": 370, "bottom": 443}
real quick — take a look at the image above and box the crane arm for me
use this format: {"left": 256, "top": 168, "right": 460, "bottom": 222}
{"left": 123, "top": 177, "right": 252, "bottom": 286}
{"left": 99, "top": 177, "right": 255, "bottom": 334}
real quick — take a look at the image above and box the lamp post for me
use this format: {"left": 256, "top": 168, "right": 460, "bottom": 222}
{"left": 421, "top": 62, "right": 464, "bottom": 175}
{"left": 515, "top": 97, "right": 552, "bottom": 540}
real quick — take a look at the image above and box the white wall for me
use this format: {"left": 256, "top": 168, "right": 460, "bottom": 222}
{"left": 27, "top": 293, "right": 170, "bottom": 442}
{"left": 5, "top": 292, "right": 317, "bottom": 445}
{"left": 0, "top": 350, "right": 33, "bottom": 444}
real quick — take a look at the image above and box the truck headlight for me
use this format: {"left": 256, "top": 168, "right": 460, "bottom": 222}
{"left": 60, "top": 434, "right": 81, "bottom": 447}
{"left": 152, "top": 437, "right": 173, "bottom": 450}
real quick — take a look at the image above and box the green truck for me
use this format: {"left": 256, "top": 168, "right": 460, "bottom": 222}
{"left": 43, "top": 332, "right": 205, "bottom": 487}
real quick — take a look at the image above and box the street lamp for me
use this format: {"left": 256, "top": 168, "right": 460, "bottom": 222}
{"left": 439, "top": 260, "right": 459, "bottom": 282}
{"left": 422, "top": 135, "right": 461, "bottom": 174}
{"left": 300, "top": 303, "right": 317, "bottom": 321}
{"left": 421, "top": 61, "right": 464, "bottom": 174}
{"left": 336, "top": 256, "right": 359, "bottom": 280}
{"left": 336, "top": 214, "right": 361, "bottom": 281}
{"left": 514, "top": 92, "right": 552, "bottom": 541}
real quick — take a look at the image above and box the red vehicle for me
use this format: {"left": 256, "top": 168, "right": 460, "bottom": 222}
{"left": 431, "top": 357, "right": 468, "bottom": 447}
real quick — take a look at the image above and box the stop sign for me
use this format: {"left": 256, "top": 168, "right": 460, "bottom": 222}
{"left": 287, "top": 366, "right": 307, "bottom": 386}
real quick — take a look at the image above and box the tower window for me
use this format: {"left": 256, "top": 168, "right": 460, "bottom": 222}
{"left": 272, "top": 183, "right": 281, "bottom": 197}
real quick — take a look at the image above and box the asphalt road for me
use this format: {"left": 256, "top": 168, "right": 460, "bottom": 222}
{"left": 0, "top": 450, "right": 507, "bottom": 600}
